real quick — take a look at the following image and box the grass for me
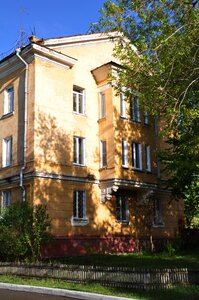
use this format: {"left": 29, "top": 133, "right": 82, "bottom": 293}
{"left": 0, "top": 275, "right": 199, "bottom": 300}
{"left": 0, "top": 249, "right": 199, "bottom": 299}
{"left": 45, "top": 249, "right": 199, "bottom": 269}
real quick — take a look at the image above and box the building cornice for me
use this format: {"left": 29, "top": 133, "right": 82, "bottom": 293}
{"left": 0, "top": 43, "right": 77, "bottom": 79}
{"left": 41, "top": 32, "right": 120, "bottom": 49}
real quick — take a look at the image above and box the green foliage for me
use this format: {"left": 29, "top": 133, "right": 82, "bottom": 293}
{"left": 93, "top": 0, "right": 199, "bottom": 226}
{"left": 0, "top": 202, "right": 52, "bottom": 262}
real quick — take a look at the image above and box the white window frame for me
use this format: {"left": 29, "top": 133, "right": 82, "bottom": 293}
{"left": 145, "top": 144, "right": 151, "bottom": 172}
{"left": 73, "top": 136, "right": 86, "bottom": 166}
{"left": 100, "top": 140, "right": 107, "bottom": 168}
{"left": 120, "top": 92, "right": 126, "bottom": 118}
{"left": 132, "top": 142, "right": 142, "bottom": 170}
{"left": 99, "top": 92, "right": 105, "bottom": 119}
{"left": 116, "top": 195, "right": 129, "bottom": 223}
{"left": 2, "top": 136, "right": 12, "bottom": 167}
{"left": 122, "top": 139, "right": 128, "bottom": 168}
{"left": 73, "top": 86, "right": 85, "bottom": 115}
{"left": 130, "top": 96, "right": 140, "bottom": 122}
{"left": 1, "top": 191, "right": 11, "bottom": 209}
{"left": 153, "top": 198, "right": 164, "bottom": 227}
{"left": 71, "top": 190, "right": 88, "bottom": 226}
{"left": 4, "top": 87, "right": 14, "bottom": 115}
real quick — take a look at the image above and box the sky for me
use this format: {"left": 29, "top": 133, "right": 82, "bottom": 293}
{"left": 0, "top": 0, "right": 106, "bottom": 59}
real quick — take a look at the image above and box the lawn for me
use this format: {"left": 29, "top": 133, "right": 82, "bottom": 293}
{"left": 0, "top": 249, "right": 199, "bottom": 300}
{"left": 45, "top": 249, "right": 199, "bottom": 269}
{"left": 0, "top": 275, "right": 199, "bottom": 300}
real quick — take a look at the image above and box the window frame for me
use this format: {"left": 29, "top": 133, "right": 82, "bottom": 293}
{"left": 116, "top": 195, "right": 129, "bottom": 223}
{"left": 2, "top": 136, "right": 12, "bottom": 167}
{"left": 71, "top": 190, "right": 88, "bottom": 226}
{"left": 122, "top": 139, "right": 128, "bottom": 168}
{"left": 130, "top": 96, "right": 140, "bottom": 122}
{"left": 73, "top": 136, "right": 86, "bottom": 166}
{"left": 4, "top": 86, "right": 14, "bottom": 116}
{"left": 132, "top": 142, "right": 142, "bottom": 170}
{"left": 153, "top": 198, "right": 164, "bottom": 227}
{"left": 99, "top": 92, "right": 105, "bottom": 119}
{"left": 73, "top": 86, "right": 85, "bottom": 115}
{"left": 144, "top": 111, "right": 149, "bottom": 125}
{"left": 1, "top": 190, "right": 11, "bottom": 210}
{"left": 145, "top": 144, "right": 151, "bottom": 172}
{"left": 120, "top": 92, "right": 126, "bottom": 118}
{"left": 100, "top": 140, "right": 107, "bottom": 168}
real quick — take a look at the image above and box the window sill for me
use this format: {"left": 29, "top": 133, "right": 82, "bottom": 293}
{"left": 98, "top": 117, "right": 106, "bottom": 123}
{"left": 1, "top": 112, "right": 14, "bottom": 120}
{"left": 73, "top": 163, "right": 86, "bottom": 167}
{"left": 1, "top": 164, "right": 12, "bottom": 169}
{"left": 130, "top": 120, "right": 141, "bottom": 124}
{"left": 122, "top": 165, "right": 129, "bottom": 169}
{"left": 73, "top": 112, "right": 86, "bottom": 117}
{"left": 120, "top": 116, "right": 127, "bottom": 120}
{"left": 116, "top": 220, "right": 129, "bottom": 225}
{"left": 152, "top": 222, "right": 165, "bottom": 228}
{"left": 132, "top": 168, "right": 144, "bottom": 173}
{"left": 71, "top": 217, "right": 89, "bottom": 226}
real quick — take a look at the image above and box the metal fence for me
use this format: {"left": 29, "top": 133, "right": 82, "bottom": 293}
{"left": 0, "top": 263, "right": 198, "bottom": 289}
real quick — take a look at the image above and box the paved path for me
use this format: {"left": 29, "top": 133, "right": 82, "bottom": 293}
{"left": 0, "top": 289, "right": 75, "bottom": 300}
{"left": 0, "top": 283, "right": 131, "bottom": 300}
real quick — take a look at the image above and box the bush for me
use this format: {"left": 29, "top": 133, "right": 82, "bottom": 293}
{"left": 0, "top": 202, "right": 52, "bottom": 262}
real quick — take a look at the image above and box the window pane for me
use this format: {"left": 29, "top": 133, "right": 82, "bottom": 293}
{"left": 73, "top": 191, "right": 85, "bottom": 219}
{"left": 116, "top": 196, "right": 128, "bottom": 221}
{"left": 100, "top": 93, "right": 105, "bottom": 118}
{"left": 73, "top": 87, "right": 84, "bottom": 114}
{"left": 122, "top": 140, "right": 128, "bottom": 167}
{"left": 130, "top": 96, "right": 140, "bottom": 122}
{"left": 120, "top": 93, "right": 126, "bottom": 118}
{"left": 145, "top": 144, "right": 151, "bottom": 171}
{"left": 101, "top": 141, "right": 107, "bottom": 167}
{"left": 4, "top": 87, "right": 14, "bottom": 115}
{"left": 132, "top": 142, "right": 142, "bottom": 170}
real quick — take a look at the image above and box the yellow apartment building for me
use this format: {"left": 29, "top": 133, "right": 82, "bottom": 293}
{"left": 0, "top": 32, "right": 183, "bottom": 256}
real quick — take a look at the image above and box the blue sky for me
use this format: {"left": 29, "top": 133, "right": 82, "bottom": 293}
{"left": 0, "top": 0, "right": 106, "bottom": 57}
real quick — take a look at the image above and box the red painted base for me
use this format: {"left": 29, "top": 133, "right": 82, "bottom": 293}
{"left": 41, "top": 235, "right": 169, "bottom": 257}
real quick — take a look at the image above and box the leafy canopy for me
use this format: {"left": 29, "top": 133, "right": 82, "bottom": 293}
{"left": 93, "top": 0, "right": 199, "bottom": 227}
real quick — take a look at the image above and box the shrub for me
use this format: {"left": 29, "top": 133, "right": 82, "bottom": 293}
{"left": 0, "top": 202, "right": 52, "bottom": 262}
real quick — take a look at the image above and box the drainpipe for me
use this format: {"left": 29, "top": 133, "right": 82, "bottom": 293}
{"left": 16, "top": 48, "right": 28, "bottom": 202}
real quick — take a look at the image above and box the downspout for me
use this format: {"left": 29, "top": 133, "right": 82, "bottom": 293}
{"left": 16, "top": 48, "right": 28, "bottom": 202}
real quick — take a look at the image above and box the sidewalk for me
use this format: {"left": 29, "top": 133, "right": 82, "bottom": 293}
{"left": 0, "top": 282, "right": 133, "bottom": 300}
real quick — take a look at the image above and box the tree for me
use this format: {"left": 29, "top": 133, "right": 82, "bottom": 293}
{"left": 93, "top": 0, "right": 199, "bottom": 227}
{"left": 0, "top": 202, "right": 52, "bottom": 262}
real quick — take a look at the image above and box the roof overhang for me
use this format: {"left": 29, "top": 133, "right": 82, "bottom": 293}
{"left": 0, "top": 43, "right": 77, "bottom": 79}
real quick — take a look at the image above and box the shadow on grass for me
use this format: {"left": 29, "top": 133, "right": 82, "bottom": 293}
{"left": 45, "top": 250, "right": 199, "bottom": 269}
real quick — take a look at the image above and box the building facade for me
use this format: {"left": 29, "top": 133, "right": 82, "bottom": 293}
{"left": 0, "top": 33, "right": 183, "bottom": 256}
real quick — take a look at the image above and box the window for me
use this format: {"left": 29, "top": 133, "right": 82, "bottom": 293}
{"left": 4, "top": 87, "right": 14, "bottom": 115}
{"left": 99, "top": 92, "right": 105, "bottom": 118}
{"left": 73, "top": 136, "right": 85, "bottom": 165}
{"left": 1, "top": 191, "right": 11, "bottom": 209}
{"left": 120, "top": 92, "right": 126, "bottom": 118}
{"left": 73, "top": 86, "right": 85, "bottom": 114}
{"left": 72, "top": 190, "right": 88, "bottom": 226}
{"left": 100, "top": 140, "right": 107, "bottom": 168}
{"left": 130, "top": 96, "right": 140, "bottom": 122}
{"left": 157, "top": 157, "right": 161, "bottom": 178}
{"left": 145, "top": 144, "right": 151, "bottom": 172}
{"left": 132, "top": 142, "right": 142, "bottom": 170}
{"left": 153, "top": 198, "right": 164, "bottom": 226}
{"left": 2, "top": 136, "right": 12, "bottom": 167}
{"left": 144, "top": 111, "right": 149, "bottom": 125}
{"left": 116, "top": 195, "right": 129, "bottom": 222}
{"left": 122, "top": 139, "right": 128, "bottom": 167}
